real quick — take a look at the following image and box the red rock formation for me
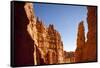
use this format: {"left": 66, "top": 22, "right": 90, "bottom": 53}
{"left": 69, "top": 52, "right": 75, "bottom": 63}
{"left": 63, "top": 51, "right": 69, "bottom": 63}
{"left": 46, "top": 24, "right": 57, "bottom": 64}
{"left": 11, "top": 2, "right": 34, "bottom": 66}
{"left": 75, "top": 6, "right": 97, "bottom": 62}
{"left": 82, "top": 6, "right": 97, "bottom": 62}
{"left": 75, "top": 21, "right": 85, "bottom": 62}
{"left": 46, "top": 24, "right": 64, "bottom": 64}
{"left": 24, "top": 3, "right": 47, "bottom": 65}
{"left": 12, "top": 2, "right": 72, "bottom": 66}
{"left": 24, "top": 2, "right": 65, "bottom": 65}
{"left": 63, "top": 51, "right": 75, "bottom": 63}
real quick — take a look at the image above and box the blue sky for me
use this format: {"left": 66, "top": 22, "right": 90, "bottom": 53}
{"left": 33, "top": 3, "right": 88, "bottom": 51}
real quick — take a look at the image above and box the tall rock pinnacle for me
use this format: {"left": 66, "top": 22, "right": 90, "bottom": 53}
{"left": 75, "top": 21, "right": 85, "bottom": 62}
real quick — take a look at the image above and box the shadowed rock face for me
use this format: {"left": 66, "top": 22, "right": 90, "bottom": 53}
{"left": 11, "top": 2, "right": 34, "bottom": 66}
{"left": 83, "top": 6, "right": 97, "bottom": 62}
{"left": 75, "top": 6, "right": 97, "bottom": 62}
{"left": 75, "top": 21, "right": 85, "bottom": 62}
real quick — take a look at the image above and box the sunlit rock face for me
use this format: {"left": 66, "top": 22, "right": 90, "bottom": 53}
{"left": 24, "top": 3, "right": 38, "bottom": 45}
{"left": 83, "top": 7, "right": 97, "bottom": 62}
{"left": 46, "top": 24, "right": 58, "bottom": 64}
{"left": 75, "top": 21, "right": 85, "bottom": 62}
{"left": 24, "top": 3, "right": 65, "bottom": 65}
{"left": 47, "top": 24, "right": 64, "bottom": 64}
{"left": 24, "top": 3, "right": 39, "bottom": 65}
{"left": 56, "top": 35, "right": 64, "bottom": 64}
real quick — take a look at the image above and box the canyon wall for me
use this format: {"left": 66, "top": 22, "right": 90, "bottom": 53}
{"left": 12, "top": 2, "right": 97, "bottom": 66}
{"left": 82, "top": 6, "right": 97, "bottom": 62}
{"left": 24, "top": 3, "right": 65, "bottom": 65}
{"left": 75, "top": 6, "right": 97, "bottom": 62}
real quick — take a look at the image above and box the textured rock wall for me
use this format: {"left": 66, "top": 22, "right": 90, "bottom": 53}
{"left": 82, "top": 6, "right": 97, "bottom": 62}
{"left": 75, "top": 6, "right": 97, "bottom": 62}
{"left": 75, "top": 21, "right": 85, "bottom": 62}
{"left": 64, "top": 51, "right": 75, "bottom": 63}
{"left": 24, "top": 3, "right": 39, "bottom": 65}
{"left": 24, "top": 3, "right": 65, "bottom": 65}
